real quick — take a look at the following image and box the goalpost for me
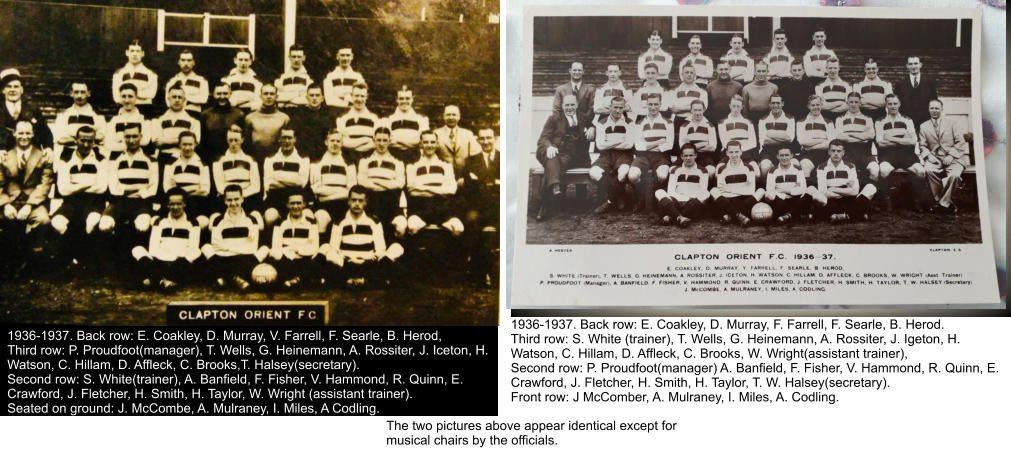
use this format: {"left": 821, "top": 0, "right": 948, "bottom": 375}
{"left": 155, "top": 10, "right": 257, "bottom": 55}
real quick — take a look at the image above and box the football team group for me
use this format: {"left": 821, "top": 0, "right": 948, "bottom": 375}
{"left": 535, "top": 28, "right": 972, "bottom": 227}
{"left": 0, "top": 41, "right": 499, "bottom": 290}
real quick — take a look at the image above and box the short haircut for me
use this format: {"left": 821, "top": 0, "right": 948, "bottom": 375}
{"left": 348, "top": 184, "right": 368, "bottom": 198}
{"left": 610, "top": 96, "right": 625, "bottom": 106}
{"left": 419, "top": 129, "right": 437, "bottom": 140}
{"left": 227, "top": 124, "right": 243, "bottom": 134}
{"left": 327, "top": 127, "right": 343, "bottom": 136}
{"left": 223, "top": 184, "right": 243, "bottom": 196}
{"left": 178, "top": 49, "right": 194, "bottom": 58}
{"left": 864, "top": 58, "right": 878, "bottom": 66}
{"left": 813, "top": 27, "right": 826, "bottom": 35}
{"left": 165, "top": 187, "right": 187, "bottom": 201}
{"left": 807, "top": 94, "right": 823, "bottom": 103}
{"left": 261, "top": 83, "right": 277, "bottom": 92}
{"left": 826, "top": 57, "right": 839, "bottom": 64}
{"left": 236, "top": 48, "right": 253, "bottom": 59}
{"left": 178, "top": 130, "right": 197, "bottom": 143}
{"left": 790, "top": 59, "right": 804, "bottom": 68}
{"left": 846, "top": 91, "right": 861, "bottom": 99}
{"left": 288, "top": 43, "right": 304, "bottom": 54}
{"left": 649, "top": 29, "right": 661, "bottom": 38}
{"left": 717, "top": 60, "right": 730, "bottom": 68}
{"left": 128, "top": 39, "right": 142, "bottom": 49}
{"left": 680, "top": 143, "right": 697, "bottom": 155}
{"left": 374, "top": 126, "right": 391, "bottom": 137}
{"left": 769, "top": 93, "right": 783, "bottom": 101}
{"left": 352, "top": 81, "right": 368, "bottom": 91}
{"left": 119, "top": 83, "right": 138, "bottom": 94}
{"left": 690, "top": 34, "right": 701, "bottom": 41}
{"left": 287, "top": 190, "right": 305, "bottom": 202}
{"left": 690, "top": 99, "right": 706, "bottom": 109}
{"left": 885, "top": 93, "right": 899, "bottom": 102}
{"left": 828, "top": 139, "right": 846, "bottom": 150}
{"left": 477, "top": 127, "right": 496, "bottom": 136}
{"left": 681, "top": 63, "right": 695, "bottom": 72}
{"left": 776, "top": 143, "right": 793, "bottom": 154}
{"left": 908, "top": 55, "right": 922, "bottom": 63}
{"left": 731, "top": 94, "right": 744, "bottom": 103}
{"left": 754, "top": 60, "right": 769, "bottom": 70}
{"left": 725, "top": 140, "right": 742, "bottom": 150}
{"left": 307, "top": 83, "right": 322, "bottom": 92}
{"left": 644, "top": 63, "right": 659, "bottom": 72}
{"left": 731, "top": 33, "right": 743, "bottom": 40}
{"left": 773, "top": 28, "right": 787, "bottom": 36}
{"left": 76, "top": 125, "right": 96, "bottom": 138}
{"left": 928, "top": 99, "right": 943, "bottom": 107}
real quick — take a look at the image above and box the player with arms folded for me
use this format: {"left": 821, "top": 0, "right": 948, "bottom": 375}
{"left": 763, "top": 144, "right": 810, "bottom": 223}
{"left": 655, "top": 143, "right": 709, "bottom": 227}
{"left": 834, "top": 92, "right": 877, "bottom": 189}
{"left": 321, "top": 185, "right": 404, "bottom": 288}
{"left": 757, "top": 94, "right": 796, "bottom": 177}
{"left": 678, "top": 99, "right": 718, "bottom": 180}
{"left": 711, "top": 140, "right": 764, "bottom": 226}
{"left": 875, "top": 94, "right": 925, "bottom": 211}
{"left": 796, "top": 94, "right": 835, "bottom": 181}
{"left": 589, "top": 97, "right": 637, "bottom": 214}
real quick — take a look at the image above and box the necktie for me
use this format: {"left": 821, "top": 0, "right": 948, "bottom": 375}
{"left": 567, "top": 115, "right": 576, "bottom": 127}
{"left": 19, "top": 150, "right": 28, "bottom": 169}
{"left": 913, "top": 76, "right": 918, "bottom": 88}
{"left": 11, "top": 104, "right": 19, "bottom": 119}
{"left": 573, "top": 83, "right": 579, "bottom": 93}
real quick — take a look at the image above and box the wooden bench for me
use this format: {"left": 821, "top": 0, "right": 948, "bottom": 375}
{"left": 529, "top": 151, "right": 599, "bottom": 201}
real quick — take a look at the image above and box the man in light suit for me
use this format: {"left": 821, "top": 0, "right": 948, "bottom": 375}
{"left": 434, "top": 105, "right": 480, "bottom": 177}
{"left": 0, "top": 121, "right": 54, "bottom": 275}
{"left": 918, "top": 99, "right": 969, "bottom": 214}
{"left": 552, "top": 62, "right": 596, "bottom": 130}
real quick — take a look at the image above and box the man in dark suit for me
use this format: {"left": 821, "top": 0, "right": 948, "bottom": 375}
{"left": 536, "top": 94, "right": 590, "bottom": 221}
{"left": 461, "top": 127, "right": 499, "bottom": 286}
{"left": 0, "top": 69, "right": 53, "bottom": 151}
{"left": 552, "top": 62, "right": 596, "bottom": 129}
{"left": 0, "top": 120, "right": 54, "bottom": 276}
{"left": 893, "top": 56, "right": 938, "bottom": 134}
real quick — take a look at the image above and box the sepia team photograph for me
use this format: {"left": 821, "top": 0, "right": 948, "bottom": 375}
{"left": 0, "top": 0, "right": 500, "bottom": 325}
{"left": 524, "top": 11, "right": 985, "bottom": 246}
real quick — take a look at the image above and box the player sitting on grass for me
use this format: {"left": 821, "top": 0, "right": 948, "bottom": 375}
{"left": 655, "top": 143, "right": 709, "bottom": 227}
{"left": 131, "top": 187, "right": 201, "bottom": 290}
{"left": 711, "top": 140, "right": 764, "bottom": 227}
{"left": 763, "top": 144, "right": 810, "bottom": 223}
{"left": 202, "top": 184, "right": 268, "bottom": 291}
{"left": 809, "top": 140, "right": 876, "bottom": 223}
{"left": 321, "top": 185, "right": 404, "bottom": 288}
{"left": 269, "top": 191, "right": 322, "bottom": 288}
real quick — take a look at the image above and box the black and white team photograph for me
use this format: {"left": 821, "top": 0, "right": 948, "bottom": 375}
{"left": 0, "top": 0, "right": 500, "bottom": 325}
{"left": 524, "top": 13, "right": 984, "bottom": 245}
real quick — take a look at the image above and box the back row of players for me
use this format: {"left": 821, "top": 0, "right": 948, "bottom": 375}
{"left": 536, "top": 29, "right": 968, "bottom": 223}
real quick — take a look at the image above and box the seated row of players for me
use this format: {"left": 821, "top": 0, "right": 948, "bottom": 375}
{"left": 0, "top": 121, "right": 499, "bottom": 285}
{"left": 132, "top": 184, "right": 400, "bottom": 290}
{"left": 536, "top": 89, "right": 967, "bottom": 220}
{"left": 654, "top": 140, "right": 876, "bottom": 227}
